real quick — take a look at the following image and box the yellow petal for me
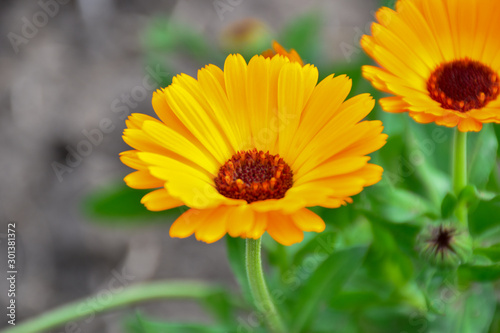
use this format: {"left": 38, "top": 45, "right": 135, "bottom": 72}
{"left": 246, "top": 212, "right": 268, "bottom": 239}
{"left": 170, "top": 208, "right": 207, "bottom": 238}
{"left": 124, "top": 170, "right": 164, "bottom": 189}
{"left": 277, "top": 62, "right": 318, "bottom": 160}
{"left": 246, "top": 56, "right": 273, "bottom": 150}
{"left": 295, "top": 156, "right": 370, "bottom": 186}
{"left": 379, "top": 96, "right": 410, "bottom": 113}
{"left": 224, "top": 54, "right": 252, "bottom": 149}
{"left": 195, "top": 207, "right": 232, "bottom": 243}
{"left": 120, "top": 150, "right": 147, "bottom": 170}
{"left": 165, "top": 84, "right": 232, "bottom": 164}
{"left": 141, "top": 120, "right": 219, "bottom": 174}
{"left": 197, "top": 66, "right": 241, "bottom": 152}
{"left": 291, "top": 208, "right": 325, "bottom": 232}
{"left": 227, "top": 205, "right": 256, "bottom": 238}
{"left": 458, "top": 117, "right": 483, "bottom": 132}
{"left": 266, "top": 212, "right": 304, "bottom": 246}
{"left": 141, "top": 189, "right": 184, "bottom": 211}
{"left": 288, "top": 74, "right": 352, "bottom": 164}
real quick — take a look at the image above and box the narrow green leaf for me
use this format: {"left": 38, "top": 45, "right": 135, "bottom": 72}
{"left": 290, "top": 246, "right": 368, "bottom": 333}
{"left": 127, "top": 315, "right": 230, "bottom": 333}
{"left": 441, "top": 192, "right": 458, "bottom": 219}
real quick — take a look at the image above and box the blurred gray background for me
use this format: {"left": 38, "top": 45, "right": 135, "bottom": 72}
{"left": 0, "top": 0, "right": 377, "bottom": 331}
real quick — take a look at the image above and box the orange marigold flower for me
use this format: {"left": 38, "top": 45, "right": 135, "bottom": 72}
{"left": 262, "top": 41, "right": 304, "bottom": 65}
{"left": 361, "top": 0, "right": 500, "bottom": 132}
{"left": 121, "top": 52, "right": 386, "bottom": 245}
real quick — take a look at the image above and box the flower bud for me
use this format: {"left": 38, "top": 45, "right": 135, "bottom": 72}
{"left": 219, "top": 18, "right": 271, "bottom": 54}
{"left": 418, "top": 223, "right": 472, "bottom": 268}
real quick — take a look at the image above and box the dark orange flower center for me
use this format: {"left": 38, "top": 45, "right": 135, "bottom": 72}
{"left": 427, "top": 58, "right": 499, "bottom": 112}
{"left": 214, "top": 149, "right": 293, "bottom": 203}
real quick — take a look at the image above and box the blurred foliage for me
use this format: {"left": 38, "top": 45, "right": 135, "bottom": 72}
{"left": 81, "top": 3, "right": 500, "bottom": 333}
{"left": 83, "top": 183, "right": 186, "bottom": 224}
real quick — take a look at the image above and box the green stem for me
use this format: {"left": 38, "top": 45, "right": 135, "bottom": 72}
{"left": 246, "top": 238, "right": 286, "bottom": 333}
{"left": 453, "top": 129, "right": 468, "bottom": 226}
{"left": 1, "top": 281, "right": 224, "bottom": 333}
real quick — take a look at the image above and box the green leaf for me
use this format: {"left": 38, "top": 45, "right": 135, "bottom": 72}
{"left": 441, "top": 192, "right": 458, "bottom": 219}
{"left": 369, "top": 215, "right": 421, "bottom": 255}
{"left": 290, "top": 246, "right": 368, "bottom": 333}
{"left": 265, "top": 239, "right": 290, "bottom": 276}
{"left": 291, "top": 231, "right": 336, "bottom": 267}
{"left": 474, "top": 245, "right": 500, "bottom": 262}
{"left": 468, "top": 124, "right": 499, "bottom": 189}
{"left": 329, "top": 291, "right": 381, "bottom": 310}
{"left": 469, "top": 195, "right": 500, "bottom": 236}
{"left": 489, "top": 305, "right": 500, "bottom": 333}
{"left": 364, "top": 218, "right": 415, "bottom": 287}
{"left": 377, "top": 134, "right": 406, "bottom": 178}
{"left": 445, "top": 283, "right": 496, "bottom": 333}
{"left": 495, "top": 123, "right": 500, "bottom": 157}
{"left": 359, "top": 306, "right": 427, "bottom": 333}
{"left": 380, "top": 0, "right": 398, "bottom": 9}
{"left": 367, "top": 183, "right": 436, "bottom": 223}
{"left": 201, "top": 292, "right": 237, "bottom": 327}
{"left": 458, "top": 185, "right": 479, "bottom": 207}
{"left": 126, "top": 314, "right": 230, "bottom": 333}
{"left": 458, "top": 264, "right": 500, "bottom": 283}
{"left": 226, "top": 236, "right": 252, "bottom": 303}
{"left": 404, "top": 121, "right": 453, "bottom": 205}
{"left": 83, "top": 183, "right": 186, "bottom": 224}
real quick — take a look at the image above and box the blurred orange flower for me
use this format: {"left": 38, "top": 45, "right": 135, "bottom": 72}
{"left": 262, "top": 41, "right": 304, "bottom": 65}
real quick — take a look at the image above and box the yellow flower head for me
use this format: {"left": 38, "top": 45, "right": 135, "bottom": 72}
{"left": 361, "top": 0, "right": 500, "bottom": 132}
{"left": 262, "top": 41, "right": 304, "bottom": 66}
{"left": 121, "top": 50, "right": 386, "bottom": 245}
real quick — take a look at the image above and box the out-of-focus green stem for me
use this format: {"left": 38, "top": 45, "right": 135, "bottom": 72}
{"left": 246, "top": 238, "right": 286, "bottom": 333}
{"left": 453, "top": 129, "right": 468, "bottom": 226}
{"left": 1, "top": 281, "right": 224, "bottom": 333}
